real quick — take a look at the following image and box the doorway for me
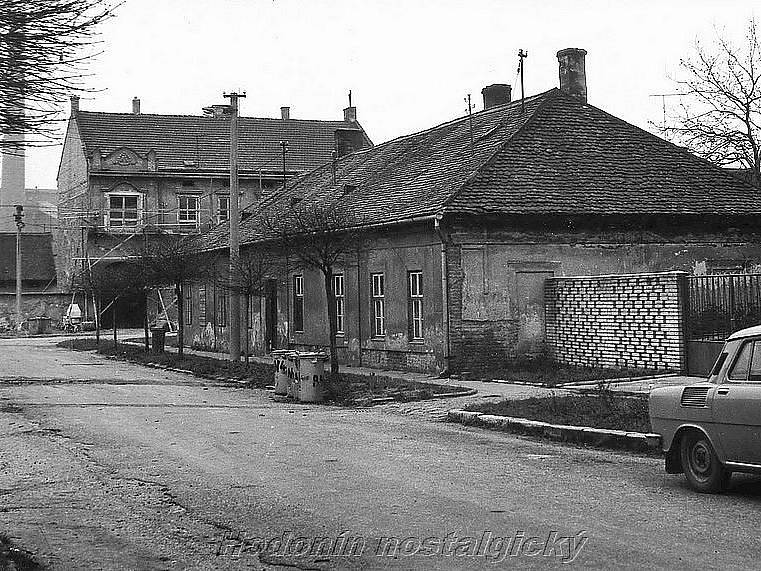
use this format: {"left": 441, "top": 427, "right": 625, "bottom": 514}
{"left": 264, "top": 279, "right": 278, "bottom": 352}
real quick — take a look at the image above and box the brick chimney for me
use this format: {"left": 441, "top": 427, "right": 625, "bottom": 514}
{"left": 481, "top": 84, "right": 512, "bottom": 110}
{"left": 343, "top": 105, "right": 357, "bottom": 123}
{"left": 557, "top": 48, "right": 587, "bottom": 103}
{"left": 281, "top": 106, "right": 290, "bottom": 120}
{"left": 70, "top": 95, "right": 80, "bottom": 117}
{"left": 132, "top": 97, "right": 141, "bottom": 114}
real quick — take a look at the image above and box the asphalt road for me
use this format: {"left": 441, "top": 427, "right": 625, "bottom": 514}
{"left": 1, "top": 336, "right": 760, "bottom": 570}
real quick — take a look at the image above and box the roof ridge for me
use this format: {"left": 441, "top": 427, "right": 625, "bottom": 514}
{"left": 441, "top": 89, "right": 561, "bottom": 211}
{"left": 76, "top": 110, "right": 353, "bottom": 124}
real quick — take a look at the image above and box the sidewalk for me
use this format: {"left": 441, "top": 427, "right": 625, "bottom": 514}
{"left": 121, "top": 335, "right": 701, "bottom": 399}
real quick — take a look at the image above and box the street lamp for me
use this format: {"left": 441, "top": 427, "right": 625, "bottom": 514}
{"left": 13, "top": 204, "right": 24, "bottom": 330}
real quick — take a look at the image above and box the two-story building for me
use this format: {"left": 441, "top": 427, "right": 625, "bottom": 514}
{"left": 56, "top": 97, "right": 372, "bottom": 326}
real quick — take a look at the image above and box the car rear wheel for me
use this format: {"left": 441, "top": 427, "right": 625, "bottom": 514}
{"left": 680, "top": 432, "right": 728, "bottom": 493}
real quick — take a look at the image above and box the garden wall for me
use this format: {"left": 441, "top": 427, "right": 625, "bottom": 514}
{"left": 544, "top": 271, "right": 687, "bottom": 371}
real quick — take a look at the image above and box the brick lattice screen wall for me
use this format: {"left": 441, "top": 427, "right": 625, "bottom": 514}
{"left": 544, "top": 271, "right": 687, "bottom": 371}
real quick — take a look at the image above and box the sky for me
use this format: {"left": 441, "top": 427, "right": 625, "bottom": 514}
{"left": 24, "top": 0, "right": 758, "bottom": 189}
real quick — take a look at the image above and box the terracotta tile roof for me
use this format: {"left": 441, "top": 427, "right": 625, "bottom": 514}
{"left": 200, "top": 89, "right": 761, "bottom": 251}
{"left": 200, "top": 90, "right": 554, "bottom": 249}
{"left": 75, "top": 111, "right": 372, "bottom": 173}
{"left": 0, "top": 233, "right": 56, "bottom": 284}
{"left": 447, "top": 94, "right": 761, "bottom": 215}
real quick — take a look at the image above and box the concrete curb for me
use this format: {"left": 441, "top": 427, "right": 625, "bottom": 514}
{"left": 446, "top": 409, "right": 661, "bottom": 452}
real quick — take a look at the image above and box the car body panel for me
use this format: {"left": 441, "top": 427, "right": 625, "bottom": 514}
{"left": 649, "top": 325, "right": 761, "bottom": 475}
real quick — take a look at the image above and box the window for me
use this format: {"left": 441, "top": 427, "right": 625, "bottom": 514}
{"left": 247, "top": 293, "right": 255, "bottom": 329}
{"left": 108, "top": 194, "right": 139, "bottom": 228}
{"left": 178, "top": 195, "right": 200, "bottom": 225}
{"left": 408, "top": 271, "right": 423, "bottom": 340}
{"left": 371, "top": 273, "right": 385, "bottom": 337}
{"left": 217, "top": 292, "right": 228, "bottom": 327}
{"left": 218, "top": 195, "right": 229, "bottom": 223}
{"left": 183, "top": 286, "right": 193, "bottom": 326}
{"left": 334, "top": 274, "right": 345, "bottom": 335}
{"left": 293, "top": 274, "right": 304, "bottom": 332}
{"left": 727, "top": 340, "right": 761, "bottom": 382}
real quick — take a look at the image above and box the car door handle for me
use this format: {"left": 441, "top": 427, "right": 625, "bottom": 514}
{"left": 717, "top": 388, "right": 729, "bottom": 395}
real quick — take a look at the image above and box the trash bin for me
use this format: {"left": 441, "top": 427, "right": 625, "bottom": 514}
{"left": 150, "top": 324, "right": 168, "bottom": 354}
{"left": 271, "top": 349, "right": 291, "bottom": 396}
{"left": 298, "top": 352, "right": 329, "bottom": 403}
{"left": 27, "top": 316, "right": 51, "bottom": 335}
{"left": 286, "top": 351, "right": 300, "bottom": 399}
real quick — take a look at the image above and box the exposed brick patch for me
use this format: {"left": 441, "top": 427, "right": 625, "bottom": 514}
{"left": 545, "top": 271, "right": 687, "bottom": 371}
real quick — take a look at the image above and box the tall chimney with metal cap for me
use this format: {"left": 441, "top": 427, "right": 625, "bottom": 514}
{"left": 132, "top": 97, "right": 141, "bottom": 114}
{"left": 557, "top": 48, "right": 587, "bottom": 103}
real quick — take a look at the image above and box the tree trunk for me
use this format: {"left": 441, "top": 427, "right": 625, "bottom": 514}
{"left": 323, "top": 268, "right": 339, "bottom": 375}
{"left": 143, "top": 289, "right": 149, "bottom": 352}
{"left": 176, "top": 283, "right": 184, "bottom": 358}
{"left": 245, "top": 293, "right": 250, "bottom": 367}
{"left": 113, "top": 301, "right": 117, "bottom": 350}
{"left": 95, "top": 295, "right": 101, "bottom": 348}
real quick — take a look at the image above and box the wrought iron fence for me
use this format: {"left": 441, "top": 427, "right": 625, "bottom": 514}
{"left": 687, "top": 274, "right": 761, "bottom": 340}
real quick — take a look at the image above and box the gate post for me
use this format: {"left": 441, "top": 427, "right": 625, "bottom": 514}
{"left": 676, "top": 272, "right": 690, "bottom": 374}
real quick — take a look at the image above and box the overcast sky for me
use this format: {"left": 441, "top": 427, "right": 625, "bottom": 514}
{"left": 24, "top": 0, "right": 757, "bottom": 189}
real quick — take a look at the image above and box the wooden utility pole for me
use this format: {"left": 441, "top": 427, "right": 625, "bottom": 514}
{"left": 224, "top": 91, "right": 245, "bottom": 362}
{"left": 280, "top": 140, "right": 289, "bottom": 191}
{"left": 465, "top": 94, "right": 475, "bottom": 154}
{"left": 14, "top": 205, "right": 24, "bottom": 329}
{"left": 518, "top": 49, "right": 528, "bottom": 113}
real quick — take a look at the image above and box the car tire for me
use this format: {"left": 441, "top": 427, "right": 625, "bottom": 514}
{"left": 680, "top": 431, "right": 727, "bottom": 493}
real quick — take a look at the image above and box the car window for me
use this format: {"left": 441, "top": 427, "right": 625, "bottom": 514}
{"left": 710, "top": 352, "right": 728, "bottom": 377}
{"left": 728, "top": 341, "right": 753, "bottom": 381}
{"left": 749, "top": 341, "right": 761, "bottom": 382}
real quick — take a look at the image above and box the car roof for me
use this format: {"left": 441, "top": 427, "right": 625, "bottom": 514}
{"left": 727, "top": 324, "right": 761, "bottom": 340}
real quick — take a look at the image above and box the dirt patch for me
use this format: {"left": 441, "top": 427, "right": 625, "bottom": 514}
{"left": 465, "top": 393, "right": 651, "bottom": 433}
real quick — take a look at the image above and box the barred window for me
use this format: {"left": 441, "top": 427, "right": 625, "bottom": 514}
{"left": 408, "top": 271, "right": 423, "bottom": 340}
{"left": 293, "top": 275, "right": 304, "bottom": 332}
{"left": 217, "top": 195, "right": 230, "bottom": 223}
{"left": 334, "top": 273, "right": 345, "bottom": 334}
{"left": 184, "top": 286, "right": 193, "bottom": 326}
{"left": 371, "top": 273, "right": 385, "bottom": 337}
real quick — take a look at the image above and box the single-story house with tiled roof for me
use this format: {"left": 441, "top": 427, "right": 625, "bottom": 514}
{"left": 187, "top": 48, "right": 761, "bottom": 373}
{"left": 56, "top": 95, "right": 372, "bottom": 327}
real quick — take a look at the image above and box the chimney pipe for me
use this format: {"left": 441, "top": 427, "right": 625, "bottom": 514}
{"left": 557, "top": 48, "right": 587, "bottom": 103}
{"left": 132, "top": 97, "right": 140, "bottom": 114}
{"left": 343, "top": 106, "right": 357, "bottom": 123}
{"left": 70, "top": 95, "right": 80, "bottom": 117}
{"left": 481, "top": 84, "right": 512, "bottom": 110}
{"left": 281, "top": 106, "right": 290, "bottom": 120}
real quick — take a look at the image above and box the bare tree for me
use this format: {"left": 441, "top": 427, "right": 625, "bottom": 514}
{"left": 139, "top": 239, "right": 210, "bottom": 358}
{"left": 265, "top": 198, "right": 364, "bottom": 375}
{"left": 71, "top": 261, "right": 130, "bottom": 348}
{"left": 214, "top": 248, "right": 285, "bottom": 364}
{"left": 0, "top": 0, "right": 120, "bottom": 148}
{"left": 659, "top": 18, "right": 761, "bottom": 184}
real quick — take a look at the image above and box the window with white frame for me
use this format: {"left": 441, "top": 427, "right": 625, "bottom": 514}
{"left": 293, "top": 274, "right": 304, "bottom": 332}
{"left": 334, "top": 273, "right": 345, "bottom": 335}
{"left": 178, "top": 195, "right": 200, "bottom": 225}
{"left": 371, "top": 273, "right": 385, "bottom": 337}
{"left": 408, "top": 271, "right": 423, "bottom": 340}
{"left": 108, "top": 194, "right": 140, "bottom": 228}
{"left": 217, "top": 195, "right": 230, "bottom": 223}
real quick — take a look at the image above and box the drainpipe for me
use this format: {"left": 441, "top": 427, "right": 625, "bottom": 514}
{"left": 356, "top": 248, "right": 363, "bottom": 367}
{"left": 434, "top": 214, "right": 450, "bottom": 374}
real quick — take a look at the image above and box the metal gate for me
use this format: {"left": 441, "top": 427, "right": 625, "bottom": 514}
{"left": 686, "top": 274, "right": 761, "bottom": 375}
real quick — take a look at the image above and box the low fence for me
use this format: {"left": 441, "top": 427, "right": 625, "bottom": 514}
{"left": 544, "top": 272, "right": 687, "bottom": 371}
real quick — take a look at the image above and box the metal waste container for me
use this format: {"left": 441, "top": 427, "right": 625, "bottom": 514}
{"left": 298, "top": 352, "right": 329, "bottom": 403}
{"left": 150, "top": 323, "right": 168, "bottom": 354}
{"left": 286, "top": 351, "right": 300, "bottom": 399}
{"left": 27, "top": 316, "right": 51, "bottom": 335}
{"left": 271, "top": 349, "right": 291, "bottom": 396}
